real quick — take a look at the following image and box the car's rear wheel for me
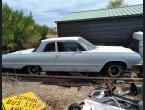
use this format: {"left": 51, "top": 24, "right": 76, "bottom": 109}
{"left": 105, "top": 63, "right": 124, "bottom": 77}
{"left": 27, "top": 65, "right": 41, "bottom": 75}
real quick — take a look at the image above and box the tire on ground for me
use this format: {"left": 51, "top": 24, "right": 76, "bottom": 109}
{"left": 68, "top": 103, "right": 81, "bottom": 110}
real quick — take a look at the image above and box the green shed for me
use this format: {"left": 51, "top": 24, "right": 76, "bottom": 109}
{"left": 56, "top": 4, "right": 143, "bottom": 47}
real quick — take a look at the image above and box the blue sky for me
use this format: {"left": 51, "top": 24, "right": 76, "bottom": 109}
{"left": 2, "top": 0, "right": 143, "bottom": 27}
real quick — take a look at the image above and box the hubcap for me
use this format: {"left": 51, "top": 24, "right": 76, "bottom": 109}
{"left": 108, "top": 65, "right": 122, "bottom": 77}
{"left": 28, "top": 66, "right": 39, "bottom": 75}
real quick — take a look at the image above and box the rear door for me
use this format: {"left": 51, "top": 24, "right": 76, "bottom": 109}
{"left": 36, "top": 42, "right": 57, "bottom": 71}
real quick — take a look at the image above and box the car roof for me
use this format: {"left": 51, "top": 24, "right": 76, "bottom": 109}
{"left": 41, "top": 37, "right": 81, "bottom": 42}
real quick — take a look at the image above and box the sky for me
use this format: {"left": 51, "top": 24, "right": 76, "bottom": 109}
{"left": 2, "top": 0, "right": 143, "bottom": 27}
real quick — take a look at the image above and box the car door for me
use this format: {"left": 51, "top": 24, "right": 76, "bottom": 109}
{"left": 36, "top": 42, "right": 57, "bottom": 71}
{"left": 55, "top": 41, "right": 96, "bottom": 72}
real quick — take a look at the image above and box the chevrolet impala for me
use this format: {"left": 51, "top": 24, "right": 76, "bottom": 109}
{"left": 2, "top": 37, "right": 141, "bottom": 77}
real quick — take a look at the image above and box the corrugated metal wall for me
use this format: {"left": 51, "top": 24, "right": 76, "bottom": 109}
{"left": 57, "top": 16, "right": 143, "bottom": 47}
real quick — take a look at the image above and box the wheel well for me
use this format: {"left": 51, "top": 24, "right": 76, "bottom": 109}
{"left": 22, "top": 65, "right": 42, "bottom": 72}
{"left": 101, "top": 61, "right": 127, "bottom": 71}
{"left": 22, "top": 66, "right": 28, "bottom": 71}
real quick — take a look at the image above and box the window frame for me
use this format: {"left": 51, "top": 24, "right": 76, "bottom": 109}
{"left": 42, "top": 42, "right": 57, "bottom": 52}
{"left": 56, "top": 40, "right": 86, "bottom": 52}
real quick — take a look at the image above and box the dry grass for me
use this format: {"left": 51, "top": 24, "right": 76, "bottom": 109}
{"left": 2, "top": 77, "right": 94, "bottom": 110}
{"left": 2, "top": 75, "right": 143, "bottom": 110}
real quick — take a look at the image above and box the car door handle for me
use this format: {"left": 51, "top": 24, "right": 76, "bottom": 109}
{"left": 56, "top": 55, "right": 61, "bottom": 58}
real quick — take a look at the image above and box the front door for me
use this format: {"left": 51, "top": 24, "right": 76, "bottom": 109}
{"left": 55, "top": 41, "right": 95, "bottom": 72}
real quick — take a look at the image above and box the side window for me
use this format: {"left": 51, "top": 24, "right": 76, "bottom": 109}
{"left": 57, "top": 42, "right": 85, "bottom": 52}
{"left": 43, "top": 42, "right": 55, "bottom": 52}
{"left": 57, "top": 42, "right": 65, "bottom": 52}
{"left": 78, "top": 43, "right": 86, "bottom": 51}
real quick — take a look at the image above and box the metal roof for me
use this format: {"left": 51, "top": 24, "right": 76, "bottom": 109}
{"left": 56, "top": 4, "right": 143, "bottom": 23}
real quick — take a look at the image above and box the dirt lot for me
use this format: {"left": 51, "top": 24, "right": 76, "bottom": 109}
{"left": 2, "top": 77, "right": 95, "bottom": 110}
{"left": 2, "top": 75, "right": 143, "bottom": 110}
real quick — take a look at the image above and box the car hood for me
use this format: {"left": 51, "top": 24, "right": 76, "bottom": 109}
{"left": 8, "top": 48, "right": 35, "bottom": 54}
{"left": 92, "top": 46, "right": 135, "bottom": 53}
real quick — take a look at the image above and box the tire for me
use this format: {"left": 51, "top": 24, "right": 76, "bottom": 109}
{"left": 68, "top": 103, "right": 81, "bottom": 110}
{"left": 27, "top": 65, "right": 41, "bottom": 75}
{"left": 105, "top": 63, "right": 124, "bottom": 77}
{"left": 137, "top": 72, "right": 143, "bottom": 78}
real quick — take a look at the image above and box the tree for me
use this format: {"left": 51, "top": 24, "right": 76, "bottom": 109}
{"left": 107, "top": 0, "right": 127, "bottom": 8}
{"left": 40, "top": 25, "right": 49, "bottom": 40}
{"left": 2, "top": 3, "right": 15, "bottom": 51}
{"left": 2, "top": 3, "right": 52, "bottom": 52}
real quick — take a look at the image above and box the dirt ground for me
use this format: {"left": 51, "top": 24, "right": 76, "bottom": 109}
{"left": 2, "top": 77, "right": 94, "bottom": 110}
{"left": 2, "top": 76, "right": 143, "bottom": 110}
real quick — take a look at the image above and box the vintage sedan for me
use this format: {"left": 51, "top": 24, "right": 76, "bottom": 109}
{"left": 2, "top": 37, "right": 141, "bottom": 77}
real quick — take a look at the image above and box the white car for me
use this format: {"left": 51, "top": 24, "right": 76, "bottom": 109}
{"left": 2, "top": 37, "right": 141, "bottom": 77}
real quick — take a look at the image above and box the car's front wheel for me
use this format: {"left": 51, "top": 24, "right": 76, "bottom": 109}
{"left": 105, "top": 63, "right": 124, "bottom": 77}
{"left": 27, "top": 65, "right": 41, "bottom": 75}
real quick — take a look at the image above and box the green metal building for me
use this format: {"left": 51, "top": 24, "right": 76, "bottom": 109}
{"left": 56, "top": 4, "right": 143, "bottom": 47}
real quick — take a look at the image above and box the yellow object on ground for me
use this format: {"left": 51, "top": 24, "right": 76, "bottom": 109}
{"left": 2, "top": 92, "right": 47, "bottom": 110}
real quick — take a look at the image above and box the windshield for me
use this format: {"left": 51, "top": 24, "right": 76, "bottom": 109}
{"left": 78, "top": 38, "right": 96, "bottom": 51}
{"left": 32, "top": 42, "right": 41, "bottom": 52}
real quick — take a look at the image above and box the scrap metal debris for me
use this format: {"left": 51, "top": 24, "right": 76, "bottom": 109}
{"left": 68, "top": 82, "right": 143, "bottom": 110}
{"left": 133, "top": 64, "right": 143, "bottom": 78}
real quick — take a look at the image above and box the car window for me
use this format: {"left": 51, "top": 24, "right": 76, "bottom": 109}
{"left": 78, "top": 38, "right": 96, "bottom": 51}
{"left": 33, "top": 42, "right": 41, "bottom": 52}
{"left": 57, "top": 42, "right": 85, "bottom": 52}
{"left": 43, "top": 42, "right": 55, "bottom": 52}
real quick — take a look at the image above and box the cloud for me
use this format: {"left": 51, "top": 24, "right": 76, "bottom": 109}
{"left": 2, "top": 0, "right": 143, "bottom": 27}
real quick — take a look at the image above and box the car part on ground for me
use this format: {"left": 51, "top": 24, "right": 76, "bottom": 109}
{"left": 112, "top": 94, "right": 139, "bottom": 106}
{"left": 68, "top": 82, "right": 143, "bottom": 110}
{"left": 138, "top": 101, "right": 143, "bottom": 110}
{"left": 82, "top": 99, "right": 125, "bottom": 110}
{"left": 130, "top": 83, "right": 143, "bottom": 95}
{"left": 133, "top": 64, "right": 143, "bottom": 78}
{"left": 68, "top": 103, "right": 81, "bottom": 110}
